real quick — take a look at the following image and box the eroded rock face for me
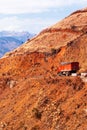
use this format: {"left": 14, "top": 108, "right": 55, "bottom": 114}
{"left": 0, "top": 8, "right": 87, "bottom": 130}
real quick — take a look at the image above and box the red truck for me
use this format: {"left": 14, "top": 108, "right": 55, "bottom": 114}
{"left": 57, "top": 62, "right": 79, "bottom": 76}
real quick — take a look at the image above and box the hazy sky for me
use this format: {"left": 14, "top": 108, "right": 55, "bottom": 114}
{"left": 0, "top": 0, "right": 87, "bottom": 33}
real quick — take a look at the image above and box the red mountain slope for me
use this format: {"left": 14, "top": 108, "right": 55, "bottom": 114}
{"left": 0, "top": 8, "right": 87, "bottom": 130}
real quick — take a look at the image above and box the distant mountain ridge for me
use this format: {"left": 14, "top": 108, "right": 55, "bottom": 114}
{"left": 0, "top": 31, "right": 35, "bottom": 57}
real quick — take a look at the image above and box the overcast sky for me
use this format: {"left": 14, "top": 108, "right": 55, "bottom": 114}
{"left": 0, "top": 0, "right": 87, "bottom": 33}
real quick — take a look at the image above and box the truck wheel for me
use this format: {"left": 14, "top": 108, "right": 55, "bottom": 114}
{"left": 65, "top": 72, "right": 70, "bottom": 76}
